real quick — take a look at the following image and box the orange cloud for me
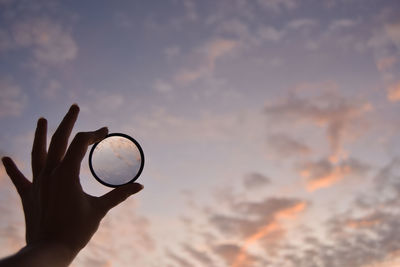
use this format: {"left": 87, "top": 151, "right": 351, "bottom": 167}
{"left": 345, "top": 213, "right": 382, "bottom": 229}
{"left": 300, "top": 158, "right": 368, "bottom": 191}
{"left": 346, "top": 218, "right": 381, "bottom": 229}
{"left": 232, "top": 201, "right": 306, "bottom": 267}
{"left": 387, "top": 81, "right": 400, "bottom": 102}
{"left": 275, "top": 202, "right": 306, "bottom": 219}
{"left": 304, "top": 164, "right": 350, "bottom": 191}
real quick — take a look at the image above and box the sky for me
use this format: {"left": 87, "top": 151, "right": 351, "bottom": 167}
{"left": 1, "top": 0, "right": 400, "bottom": 266}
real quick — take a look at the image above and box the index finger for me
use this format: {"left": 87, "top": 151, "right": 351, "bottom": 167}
{"left": 62, "top": 127, "right": 108, "bottom": 175}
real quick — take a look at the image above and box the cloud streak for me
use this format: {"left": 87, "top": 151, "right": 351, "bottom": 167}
{"left": 265, "top": 89, "right": 371, "bottom": 163}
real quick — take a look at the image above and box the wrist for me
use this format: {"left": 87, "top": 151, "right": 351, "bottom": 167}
{"left": 18, "top": 241, "right": 77, "bottom": 267}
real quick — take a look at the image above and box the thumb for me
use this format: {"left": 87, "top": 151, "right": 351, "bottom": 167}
{"left": 2, "top": 157, "right": 31, "bottom": 198}
{"left": 98, "top": 183, "right": 143, "bottom": 213}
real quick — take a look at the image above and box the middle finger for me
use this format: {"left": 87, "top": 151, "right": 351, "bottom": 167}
{"left": 44, "top": 104, "right": 79, "bottom": 173}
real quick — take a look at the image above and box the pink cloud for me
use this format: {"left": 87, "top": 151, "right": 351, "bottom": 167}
{"left": 387, "top": 81, "right": 400, "bottom": 102}
{"left": 377, "top": 56, "right": 397, "bottom": 71}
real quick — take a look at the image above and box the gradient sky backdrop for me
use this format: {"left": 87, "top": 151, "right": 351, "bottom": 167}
{"left": 1, "top": 0, "right": 400, "bottom": 266}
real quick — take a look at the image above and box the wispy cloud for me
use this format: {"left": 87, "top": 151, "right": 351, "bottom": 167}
{"left": 174, "top": 38, "right": 238, "bottom": 84}
{"left": 267, "top": 134, "right": 312, "bottom": 158}
{"left": 256, "top": 0, "right": 297, "bottom": 13}
{"left": 243, "top": 173, "right": 271, "bottom": 190}
{"left": 182, "top": 243, "right": 215, "bottom": 266}
{"left": 0, "top": 76, "right": 27, "bottom": 118}
{"left": 328, "top": 18, "right": 357, "bottom": 31}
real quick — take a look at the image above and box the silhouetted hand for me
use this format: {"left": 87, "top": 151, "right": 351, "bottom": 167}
{"left": 0, "top": 104, "right": 143, "bottom": 267}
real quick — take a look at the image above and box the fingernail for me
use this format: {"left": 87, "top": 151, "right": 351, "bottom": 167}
{"left": 70, "top": 103, "right": 80, "bottom": 112}
{"left": 130, "top": 183, "right": 144, "bottom": 192}
{"left": 94, "top": 127, "right": 108, "bottom": 142}
{"left": 137, "top": 184, "right": 144, "bottom": 191}
{"left": 1, "top": 157, "right": 10, "bottom": 165}
{"left": 97, "top": 127, "right": 108, "bottom": 135}
{"left": 38, "top": 117, "right": 47, "bottom": 125}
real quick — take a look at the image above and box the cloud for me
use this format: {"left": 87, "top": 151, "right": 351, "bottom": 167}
{"left": 0, "top": 28, "right": 12, "bottom": 51}
{"left": 243, "top": 172, "right": 271, "bottom": 190}
{"left": 345, "top": 213, "right": 382, "bottom": 229}
{"left": 182, "top": 0, "right": 198, "bottom": 22}
{"left": 267, "top": 134, "right": 312, "bottom": 158}
{"left": 80, "top": 90, "right": 125, "bottom": 114}
{"left": 265, "top": 158, "right": 400, "bottom": 267}
{"left": 234, "top": 197, "right": 306, "bottom": 222}
{"left": 217, "top": 19, "right": 250, "bottom": 40}
{"left": 256, "top": 0, "right": 297, "bottom": 12}
{"left": 328, "top": 19, "right": 357, "bottom": 31}
{"left": 213, "top": 243, "right": 258, "bottom": 267}
{"left": 42, "top": 79, "right": 62, "bottom": 99}
{"left": 166, "top": 250, "right": 195, "bottom": 267}
{"left": 133, "top": 108, "right": 249, "bottom": 143}
{"left": 208, "top": 196, "right": 306, "bottom": 266}
{"left": 368, "top": 19, "right": 400, "bottom": 84}
{"left": 164, "top": 45, "right": 181, "bottom": 60}
{"left": 386, "top": 81, "right": 400, "bottom": 102}
{"left": 216, "top": 17, "right": 316, "bottom": 49}
{"left": 182, "top": 243, "right": 215, "bottom": 266}
{"left": 384, "top": 21, "right": 400, "bottom": 49}
{"left": 231, "top": 199, "right": 306, "bottom": 266}
{"left": 113, "top": 12, "right": 134, "bottom": 29}
{"left": 257, "top": 26, "right": 285, "bottom": 42}
{"left": 265, "top": 89, "right": 372, "bottom": 162}
{"left": 153, "top": 79, "right": 173, "bottom": 93}
{"left": 174, "top": 38, "right": 238, "bottom": 84}
{"left": 287, "top": 18, "right": 317, "bottom": 30}
{"left": 0, "top": 76, "right": 27, "bottom": 118}
{"left": 373, "top": 157, "right": 400, "bottom": 197}
{"left": 376, "top": 56, "right": 397, "bottom": 71}
{"left": 299, "top": 158, "right": 369, "bottom": 191}
{"left": 11, "top": 17, "right": 77, "bottom": 65}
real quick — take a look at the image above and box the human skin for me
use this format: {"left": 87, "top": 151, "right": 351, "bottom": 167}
{"left": 0, "top": 104, "right": 143, "bottom": 267}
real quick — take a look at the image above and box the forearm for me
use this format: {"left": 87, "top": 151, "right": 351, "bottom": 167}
{"left": 0, "top": 242, "right": 76, "bottom": 267}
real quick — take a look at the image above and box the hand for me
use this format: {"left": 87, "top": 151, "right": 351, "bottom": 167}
{"left": 1, "top": 104, "right": 143, "bottom": 266}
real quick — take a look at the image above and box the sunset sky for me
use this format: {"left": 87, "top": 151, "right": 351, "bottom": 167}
{"left": 1, "top": 0, "right": 400, "bottom": 266}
